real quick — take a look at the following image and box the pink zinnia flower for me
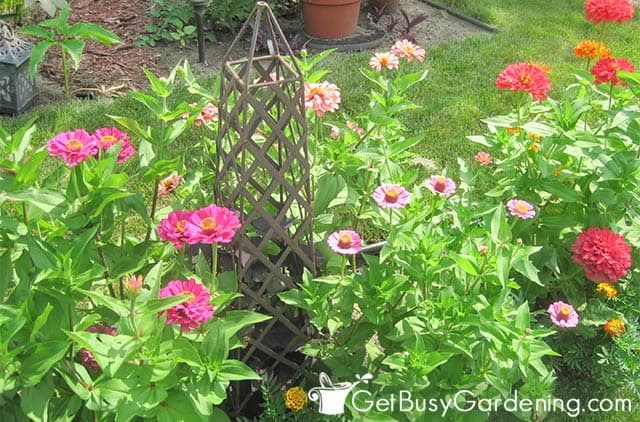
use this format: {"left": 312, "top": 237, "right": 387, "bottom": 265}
{"left": 183, "top": 204, "right": 241, "bottom": 245}
{"left": 346, "top": 120, "right": 363, "bottom": 136}
{"left": 373, "top": 183, "right": 410, "bottom": 209}
{"left": 507, "top": 199, "right": 536, "bottom": 219}
{"left": 47, "top": 129, "right": 98, "bottom": 167}
{"left": 159, "top": 279, "right": 213, "bottom": 332}
{"left": 496, "top": 62, "right": 552, "bottom": 102}
{"left": 391, "top": 39, "right": 426, "bottom": 62}
{"left": 304, "top": 82, "right": 341, "bottom": 117}
{"left": 590, "top": 58, "right": 635, "bottom": 86}
{"left": 157, "top": 210, "right": 194, "bottom": 248}
{"left": 124, "top": 274, "right": 144, "bottom": 298}
{"left": 94, "top": 127, "right": 136, "bottom": 164}
{"left": 585, "top": 0, "right": 634, "bottom": 24}
{"left": 369, "top": 52, "right": 400, "bottom": 72}
{"left": 547, "top": 301, "right": 579, "bottom": 328}
{"left": 328, "top": 230, "right": 362, "bottom": 255}
{"left": 474, "top": 151, "right": 493, "bottom": 166}
{"left": 158, "top": 172, "right": 184, "bottom": 196}
{"left": 571, "top": 227, "right": 632, "bottom": 283}
{"left": 426, "top": 175, "right": 456, "bottom": 195}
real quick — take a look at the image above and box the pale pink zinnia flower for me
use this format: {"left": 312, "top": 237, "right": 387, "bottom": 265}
{"left": 47, "top": 129, "right": 98, "bottom": 167}
{"left": 369, "top": 52, "right": 400, "bottom": 72}
{"left": 157, "top": 210, "right": 194, "bottom": 248}
{"left": 474, "top": 151, "right": 493, "bottom": 166}
{"left": 391, "top": 39, "right": 426, "bottom": 62}
{"left": 304, "top": 82, "right": 341, "bottom": 117}
{"left": 507, "top": 199, "right": 536, "bottom": 219}
{"left": 195, "top": 102, "right": 219, "bottom": 126}
{"left": 426, "top": 175, "right": 456, "bottom": 195}
{"left": 158, "top": 172, "right": 184, "bottom": 196}
{"left": 159, "top": 279, "right": 213, "bottom": 332}
{"left": 183, "top": 204, "right": 241, "bottom": 245}
{"left": 328, "top": 230, "right": 362, "bottom": 255}
{"left": 547, "top": 301, "right": 579, "bottom": 328}
{"left": 330, "top": 126, "right": 340, "bottom": 140}
{"left": 373, "top": 183, "right": 410, "bottom": 209}
{"left": 93, "top": 127, "right": 136, "bottom": 164}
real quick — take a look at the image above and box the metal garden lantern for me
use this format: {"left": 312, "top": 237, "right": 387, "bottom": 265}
{"left": 215, "top": 1, "right": 315, "bottom": 415}
{"left": 189, "top": 0, "right": 211, "bottom": 63}
{"left": 0, "top": 20, "right": 36, "bottom": 114}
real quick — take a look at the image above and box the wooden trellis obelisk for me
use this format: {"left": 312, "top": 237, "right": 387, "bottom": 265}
{"left": 215, "top": 2, "right": 315, "bottom": 413}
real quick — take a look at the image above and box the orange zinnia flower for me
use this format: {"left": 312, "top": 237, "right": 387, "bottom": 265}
{"left": 596, "top": 282, "right": 618, "bottom": 298}
{"left": 604, "top": 319, "right": 625, "bottom": 337}
{"left": 574, "top": 40, "right": 611, "bottom": 60}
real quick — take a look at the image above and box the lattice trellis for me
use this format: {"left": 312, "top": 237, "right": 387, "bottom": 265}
{"left": 215, "top": 2, "right": 316, "bottom": 416}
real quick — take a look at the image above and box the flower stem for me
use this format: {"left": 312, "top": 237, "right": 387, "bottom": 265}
{"left": 211, "top": 243, "right": 218, "bottom": 289}
{"left": 144, "top": 178, "right": 160, "bottom": 241}
{"left": 61, "top": 50, "right": 71, "bottom": 100}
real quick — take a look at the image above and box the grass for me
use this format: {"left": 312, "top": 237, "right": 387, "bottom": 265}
{"left": 1, "top": 1, "right": 639, "bottom": 419}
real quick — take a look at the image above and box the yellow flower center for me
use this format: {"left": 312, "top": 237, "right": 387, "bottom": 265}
{"left": 384, "top": 187, "right": 400, "bottom": 202}
{"left": 519, "top": 74, "right": 532, "bottom": 85}
{"left": 514, "top": 202, "right": 530, "bottom": 214}
{"left": 66, "top": 139, "right": 83, "bottom": 152}
{"left": 100, "top": 135, "right": 117, "bottom": 144}
{"left": 179, "top": 290, "right": 195, "bottom": 302}
{"left": 338, "top": 232, "right": 353, "bottom": 248}
{"left": 560, "top": 306, "right": 572, "bottom": 317}
{"left": 176, "top": 220, "right": 186, "bottom": 233}
{"left": 200, "top": 216, "right": 217, "bottom": 231}
{"left": 379, "top": 55, "right": 390, "bottom": 66}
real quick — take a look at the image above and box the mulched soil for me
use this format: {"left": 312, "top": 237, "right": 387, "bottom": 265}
{"left": 37, "top": 0, "right": 161, "bottom": 94}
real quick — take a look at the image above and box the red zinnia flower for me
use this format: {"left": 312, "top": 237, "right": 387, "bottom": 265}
{"left": 585, "top": 0, "right": 634, "bottom": 24}
{"left": 590, "top": 58, "right": 636, "bottom": 85}
{"left": 571, "top": 227, "right": 632, "bottom": 283}
{"left": 496, "top": 62, "right": 552, "bottom": 102}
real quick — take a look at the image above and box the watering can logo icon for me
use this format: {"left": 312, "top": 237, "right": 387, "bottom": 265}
{"left": 308, "top": 372, "right": 373, "bottom": 415}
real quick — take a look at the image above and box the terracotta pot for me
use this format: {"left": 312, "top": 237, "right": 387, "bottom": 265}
{"left": 367, "top": 0, "right": 399, "bottom": 14}
{"left": 302, "top": 0, "right": 361, "bottom": 39}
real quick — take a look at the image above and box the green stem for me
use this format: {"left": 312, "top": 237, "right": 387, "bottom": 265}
{"left": 129, "top": 297, "right": 138, "bottom": 338}
{"left": 211, "top": 243, "right": 218, "bottom": 290}
{"left": 144, "top": 178, "right": 160, "bottom": 241}
{"left": 21, "top": 202, "right": 28, "bottom": 226}
{"left": 119, "top": 215, "right": 126, "bottom": 256}
{"left": 61, "top": 50, "right": 71, "bottom": 100}
{"left": 607, "top": 80, "right": 614, "bottom": 110}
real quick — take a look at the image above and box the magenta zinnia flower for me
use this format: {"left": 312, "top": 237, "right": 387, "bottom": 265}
{"left": 157, "top": 210, "right": 194, "bottom": 248}
{"left": 547, "top": 301, "right": 579, "bottom": 328}
{"left": 391, "top": 39, "right": 426, "bottom": 62}
{"left": 183, "top": 204, "right": 241, "bottom": 245}
{"left": 304, "top": 82, "right": 341, "bottom": 117}
{"left": 507, "top": 199, "right": 536, "bottom": 219}
{"left": 571, "top": 227, "right": 632, "bottom": 283}
{"left": 328, "top": 230, "right": 362, "bottom": 255}
{"left": 426, "top": 175, "right": 456, "bottom": 195}
{"left": 47, "top": 129, "right": 98, "bottom": 167}
{"left": 496, "top": 62, "right": 552, "bottom": 102}
{"left": 369, "top": 52, "right": 400, "bottom": 72}
{"left": 373, "top": 184, "right": 410, "bottom": 209}
{"left": 159, "top": 279, "right": 213, "bottom": 332}
{"left": 94, "top": 127, "right": 136, "bottom": 164}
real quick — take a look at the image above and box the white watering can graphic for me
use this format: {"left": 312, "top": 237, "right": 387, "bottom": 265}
{"left": 308, "top": 372, "right": 373, "bottom": 415}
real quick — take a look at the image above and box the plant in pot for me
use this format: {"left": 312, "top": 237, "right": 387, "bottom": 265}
{"left": 301, "top": 0, "right": 361, "bottom": 39}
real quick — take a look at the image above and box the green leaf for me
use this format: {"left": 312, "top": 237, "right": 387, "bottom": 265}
{"left": 20, "top": 341, "right": 69, "bottom": 386}
{"left": 138, "top": 295, "right": 191, "bottom": 315}
{"left": 514, "top": 302, "right": 530, "bottom": 330}
{"left": 539, "top": 180, "right": 581, "bottom": 203}
{"left": 29, "top": 303, "right": 54, "bottom": 342}
{"left": 156, "top": 391, "right": 207, "bottom": 422}
{"left": 0, "top": 251, "right": 12, "bottom": 300}
{"left": 216, "top": 359, "right": 260, "bottom": 382}
{"left": 6, "top": 188, "right": 66, "bottom": 213}
{"left": 142, "top": 68, "right": 171, "bottom": 98}
{"left": 16, "top": 150, "right": 49, "bottom": 187}
{"left": 20, "top": 373, "right": 54, "bottom": 421}
{"left": 77, "top": 289, "right": 129, "bottom": 315}
{"left": 27, "top": 40, "right": 54, "bottom": 80}
{"left": 62, "top": 39, "right": 85, "bottom": 69}
{"left": 68, "top": 22, "right": 122, "bottom": 46}
{"left": 219, "top": 310, "right": 271, "bottom": 339}
{"left": 19, "top": 25, "right": 55, "bottom": 40}
{"left": 27, "top": 236, "right": 60, "bottom": 270}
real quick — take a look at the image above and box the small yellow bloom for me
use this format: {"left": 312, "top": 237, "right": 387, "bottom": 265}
{"left": 596, "top": 282, "right": 617, "bottom": 298}
{"left": 529, "top": 144, "right": 540, "bottom": 152}
{"left": 284, "top": 386, "right": 308, "bottom": 412}
{"left": 604, "top": 319, "right": 625, "bottom": 337}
